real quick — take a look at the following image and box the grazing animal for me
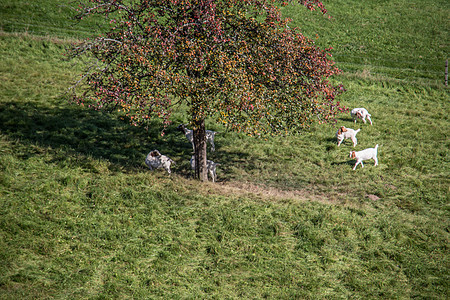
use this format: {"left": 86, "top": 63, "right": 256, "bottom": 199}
{"left": 190, "top": 155, "right": 220, "bottom": 182}
{"left": 145, "top": 150, "right": 175, "bottom": 174}
{"left": 336, "top": 126, "right": 361, "bottom": 147}
{"left": 349, "top": 144, "right": 379, "bottom": 170}
{"left": 351, "top": 108, "right": 373, "bottom": 125}
{"left": 177, "top": 124, "right": 218, "bottom": 152}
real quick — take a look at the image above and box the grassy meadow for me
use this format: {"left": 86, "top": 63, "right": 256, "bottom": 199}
{"left": 0, "top": 0, "right": 449, "bottom": 298}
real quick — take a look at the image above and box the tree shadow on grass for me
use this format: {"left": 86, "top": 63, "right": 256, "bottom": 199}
{"left": 0, "top": 100, "right": 194, "bottom": 173}
{"left": 1, "top": 99, "right": 357, "bottom": 184}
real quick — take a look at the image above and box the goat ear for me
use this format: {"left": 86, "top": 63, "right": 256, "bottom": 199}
{"left": 337, "top": 129, "right": 342, "bottom": 135}
{"left": 342, "top": 127, "right": 347, "bottom": 132}
{"left": 351, "top": 151, "right": 356, "bottom": 158}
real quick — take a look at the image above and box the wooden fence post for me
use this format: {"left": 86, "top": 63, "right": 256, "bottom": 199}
{"left": 446, "top": 59, "right": 448, "bottom": 86}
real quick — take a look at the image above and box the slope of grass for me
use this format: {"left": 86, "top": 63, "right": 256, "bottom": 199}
{"left": 1, "top": 30, "right": 448, "bottom": 300}
{"left": 0, "top": 0, "right": 449, "bottom": 298}
{"left": 282, "top": 0, "right": 449, "bottom": 86}
{"left": 2, "top": 0, "right": 448, "bottom": 83}
{"left": 1, "top": 154, "right": 447, "bottom": 298}
{"left": 0, "top": 0, "right": 107, "bottom": 38}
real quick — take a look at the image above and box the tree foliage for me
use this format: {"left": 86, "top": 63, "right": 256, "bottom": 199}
{"left": 68, "top": 0, "right": 344, "bottom": 180}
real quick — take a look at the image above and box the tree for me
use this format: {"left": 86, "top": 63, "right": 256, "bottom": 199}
{"left": 68, "top": 0, "right": 344, "bottom": 181}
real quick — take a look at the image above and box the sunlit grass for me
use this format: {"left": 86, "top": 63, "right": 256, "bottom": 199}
{"left": 0, "top": 0, "right": 449, "bottom": 298}
{"left": 282, "top": 0, "right": 449, "bottom": 86}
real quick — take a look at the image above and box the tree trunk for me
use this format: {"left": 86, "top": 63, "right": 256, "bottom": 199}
{"left": 193, "top": 118, "right": 208, "bottom": 182}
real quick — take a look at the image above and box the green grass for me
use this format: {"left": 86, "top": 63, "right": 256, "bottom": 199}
{"left": 282, "top": 0, "right": 449, "bottom": 86}
{"left": 0, "top": 0, "right": 108, "bottom": 38}
{"left": 1, "top": 0, "right": 449, "bottom": 298}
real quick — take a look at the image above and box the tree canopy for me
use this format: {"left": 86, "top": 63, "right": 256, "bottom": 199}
{"left": 68, "top": 0, "right": 344, "bottom": 180}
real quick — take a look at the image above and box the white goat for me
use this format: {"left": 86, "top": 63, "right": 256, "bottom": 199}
{"left": 177, "top": 124, "right": 218, "bottom": 152}
{"left": 336, "top": 126, "right": 361, "bottom": 147}
{"left": 190, "top": 155, "right": 220, "bottom": 182}
{"left": 145, "top": 150, "right": 175, "bottom": 174}
{"left": 349, "top": 144, "right": 379, "bottom": 170}
{"left": 351, "top": 108, "right": 373, "bottom": 125}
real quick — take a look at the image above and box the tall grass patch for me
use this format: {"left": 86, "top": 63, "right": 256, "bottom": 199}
{"left": 1, "top": 151, "right": 447, "bottom": 298}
